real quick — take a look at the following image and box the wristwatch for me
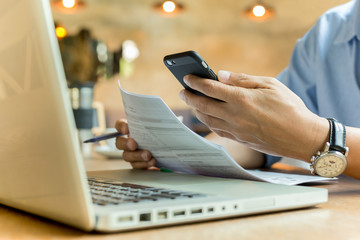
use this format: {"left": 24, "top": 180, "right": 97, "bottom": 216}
{"left": 310, "top": 118, "right": 349, "bottom": 178}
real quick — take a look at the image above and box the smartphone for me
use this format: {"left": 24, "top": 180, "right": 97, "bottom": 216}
{"left": 163, "top": 50, "right": 218, "bottom": 97}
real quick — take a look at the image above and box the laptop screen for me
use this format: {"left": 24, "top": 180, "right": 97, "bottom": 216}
{"left": 0, "top": 0, "right": 94, "bottom": 230}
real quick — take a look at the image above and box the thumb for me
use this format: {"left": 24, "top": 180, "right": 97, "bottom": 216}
{"left": 218, "top": 70, "right": 269, "bottom": 89}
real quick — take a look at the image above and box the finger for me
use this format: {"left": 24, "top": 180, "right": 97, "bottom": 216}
{"left": 183, "top": 74, "right": 236, "bottom": 102}
{"left": 194, "top": 110, "right": 260, "bottom": 145}
{"left": 193, "top": 109, "right": 231, "bottom": 134}
{"left": 179, "top": 89, "right": 229, "bottom": 119}
{"left": 218, "top": 70, "right": 272, "bottom": 89}
{"left": 115, "top": 137, "right": 138, "bottom": 151}
{"left": 122, "top": 150, "right": 152, "bottom": 162}
{"left": 115, "top": 119, "right": 129, "bottom": 134}
{"left": 212, "top": 129, "right": 237, "bottom": 141}
{"left": 130, "top": 158, "right": 156, "bottom": 169}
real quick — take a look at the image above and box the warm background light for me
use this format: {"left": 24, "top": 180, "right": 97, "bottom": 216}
{"left": 52, "top": 0, "right": 85, "bottom": 13}
{"left": 153, "top": 0, "right": 183, "bottom": 16}
{"left": 252, "top": 5, "right": 266, "bottom": 17}
{"left": 162, "top": 1, "right": 176, "bottom": 13}
{"left": 62, "top": 0, "right": 75, "bottom": 9}
{"left": 55, "top": 26, "right": 67, "bottom": 38}
{"left": 244, "top": 2, "right": 274, "bottom": 22}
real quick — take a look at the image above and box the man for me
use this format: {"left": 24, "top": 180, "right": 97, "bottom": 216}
{"left": 115, "top": 0, "right": 360, "bottom": 180}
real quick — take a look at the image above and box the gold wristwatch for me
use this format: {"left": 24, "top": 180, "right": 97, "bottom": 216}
{"left": 310, "top": 118, "right": 348, "bottom": 178}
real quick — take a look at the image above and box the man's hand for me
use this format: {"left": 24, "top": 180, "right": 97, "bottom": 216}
{"left": 179, "top": 71, "right": 329, "bottom": 161}
{"left": 115, "top": 119, "right": 156, "bottom": 168}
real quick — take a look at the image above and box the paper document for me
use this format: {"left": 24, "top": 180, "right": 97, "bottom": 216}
{"left": 119, "top": 86, "right": 334, "bottom": 185}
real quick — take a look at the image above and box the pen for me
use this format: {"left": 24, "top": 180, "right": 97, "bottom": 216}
{"left": 83, "top": 132, "right": 124, "bottom": 143}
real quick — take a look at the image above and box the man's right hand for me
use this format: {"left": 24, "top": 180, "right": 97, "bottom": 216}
{"left": 114, "top": 119, "right": 156, "bottom": 169}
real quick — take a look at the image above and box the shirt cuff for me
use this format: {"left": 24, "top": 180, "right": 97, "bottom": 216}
{"left": 264, "top": 154, "right": 282, "bottom": 168}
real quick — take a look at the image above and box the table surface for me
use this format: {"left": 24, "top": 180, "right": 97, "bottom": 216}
{"left": 1, "top": 152, "right": 360, "bottom": 240}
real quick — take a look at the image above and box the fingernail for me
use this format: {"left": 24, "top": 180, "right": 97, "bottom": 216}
{"left": 179, "top": 90, "right": 185, "bottom": 100}
{"left": 183, "top": 75, "right": 189, "bottom": 85}
{"left": 218, "top": 70, "right": 230, "bottom": 81}
{"left": 142, "top": 151, "right": 150, "bottom": 161}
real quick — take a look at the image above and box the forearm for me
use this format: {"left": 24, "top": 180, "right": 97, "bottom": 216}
{"left": 205, "top": 132, "right": 265, "bottom": 169}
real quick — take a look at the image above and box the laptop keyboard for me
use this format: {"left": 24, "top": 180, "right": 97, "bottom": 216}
{"left": 88, "top": 177, "right": 208, "bottom": 206}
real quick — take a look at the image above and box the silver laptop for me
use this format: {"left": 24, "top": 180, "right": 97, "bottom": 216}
{"left": 0, "top": 0, "right": 327, "bottom": 232}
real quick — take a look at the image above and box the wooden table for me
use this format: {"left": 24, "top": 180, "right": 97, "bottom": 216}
{"left": 1, "top": 154, "right": 360, "bottom": 240}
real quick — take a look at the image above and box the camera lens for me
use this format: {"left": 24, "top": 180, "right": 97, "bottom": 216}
{"left": 171, "top": 60, "right": 176, "bottom": 65}
{"left": 166, "top": 60, "right": 173, "bottom": 66}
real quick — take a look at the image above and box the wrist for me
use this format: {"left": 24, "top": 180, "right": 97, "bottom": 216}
{"left": 310, "top": 118, "right": 348, "bottom": 177}
{"left": 303, "top": 116, "right": 330, "bottom": 162}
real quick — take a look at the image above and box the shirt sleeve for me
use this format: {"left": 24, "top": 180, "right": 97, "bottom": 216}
{"left": 279, "top": 22, "right": 320, "bottom": 113}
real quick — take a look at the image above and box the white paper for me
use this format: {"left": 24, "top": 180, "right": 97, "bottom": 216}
{"left": 119, "top": 85, "right": 335, "bottom": 185}
{"left": 247, "top": 170, "right": 333, "bottom": 185}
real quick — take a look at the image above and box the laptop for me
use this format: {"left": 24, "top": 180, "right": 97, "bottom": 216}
{"left": 0, "top": 0, "right": 327, "bottom": 232}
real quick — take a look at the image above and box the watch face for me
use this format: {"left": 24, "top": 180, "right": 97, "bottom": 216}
{"left": 314, "top": 152, "right": 347, "bottom": 178}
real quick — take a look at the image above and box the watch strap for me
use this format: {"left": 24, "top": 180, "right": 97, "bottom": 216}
{"left": 327, "top": 118, "right": 347, "bottom": 154}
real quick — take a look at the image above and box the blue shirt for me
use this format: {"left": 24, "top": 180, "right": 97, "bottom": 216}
{"left": 265, "top": 0, "right": 360, "bottom": 167}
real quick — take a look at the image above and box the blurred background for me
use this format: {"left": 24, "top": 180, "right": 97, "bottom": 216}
{"left": 51, "top": 0, "right": 348, "bottom": 133}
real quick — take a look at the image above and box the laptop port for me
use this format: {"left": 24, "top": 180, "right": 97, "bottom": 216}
{"left": 157, "top": 211, "right": 168, "bottom": 220}
{"left": 118, "top": 216, "right": 133, "bottom": 223}
{"left": 173, "top": 210, "right": 186, "bottom": 217}
{"left": 207, "top": 207, "right": 214, "bottom": 213}
{"left": 139, "top": 213, "right": 151, "bottom": 222}
{"left": 191, "top": 208, "right": 203, "bottom": 215}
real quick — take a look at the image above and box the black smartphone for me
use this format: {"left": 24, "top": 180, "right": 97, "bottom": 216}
{"left": 163, "top": 50, "right": 218, "bottom": 97}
